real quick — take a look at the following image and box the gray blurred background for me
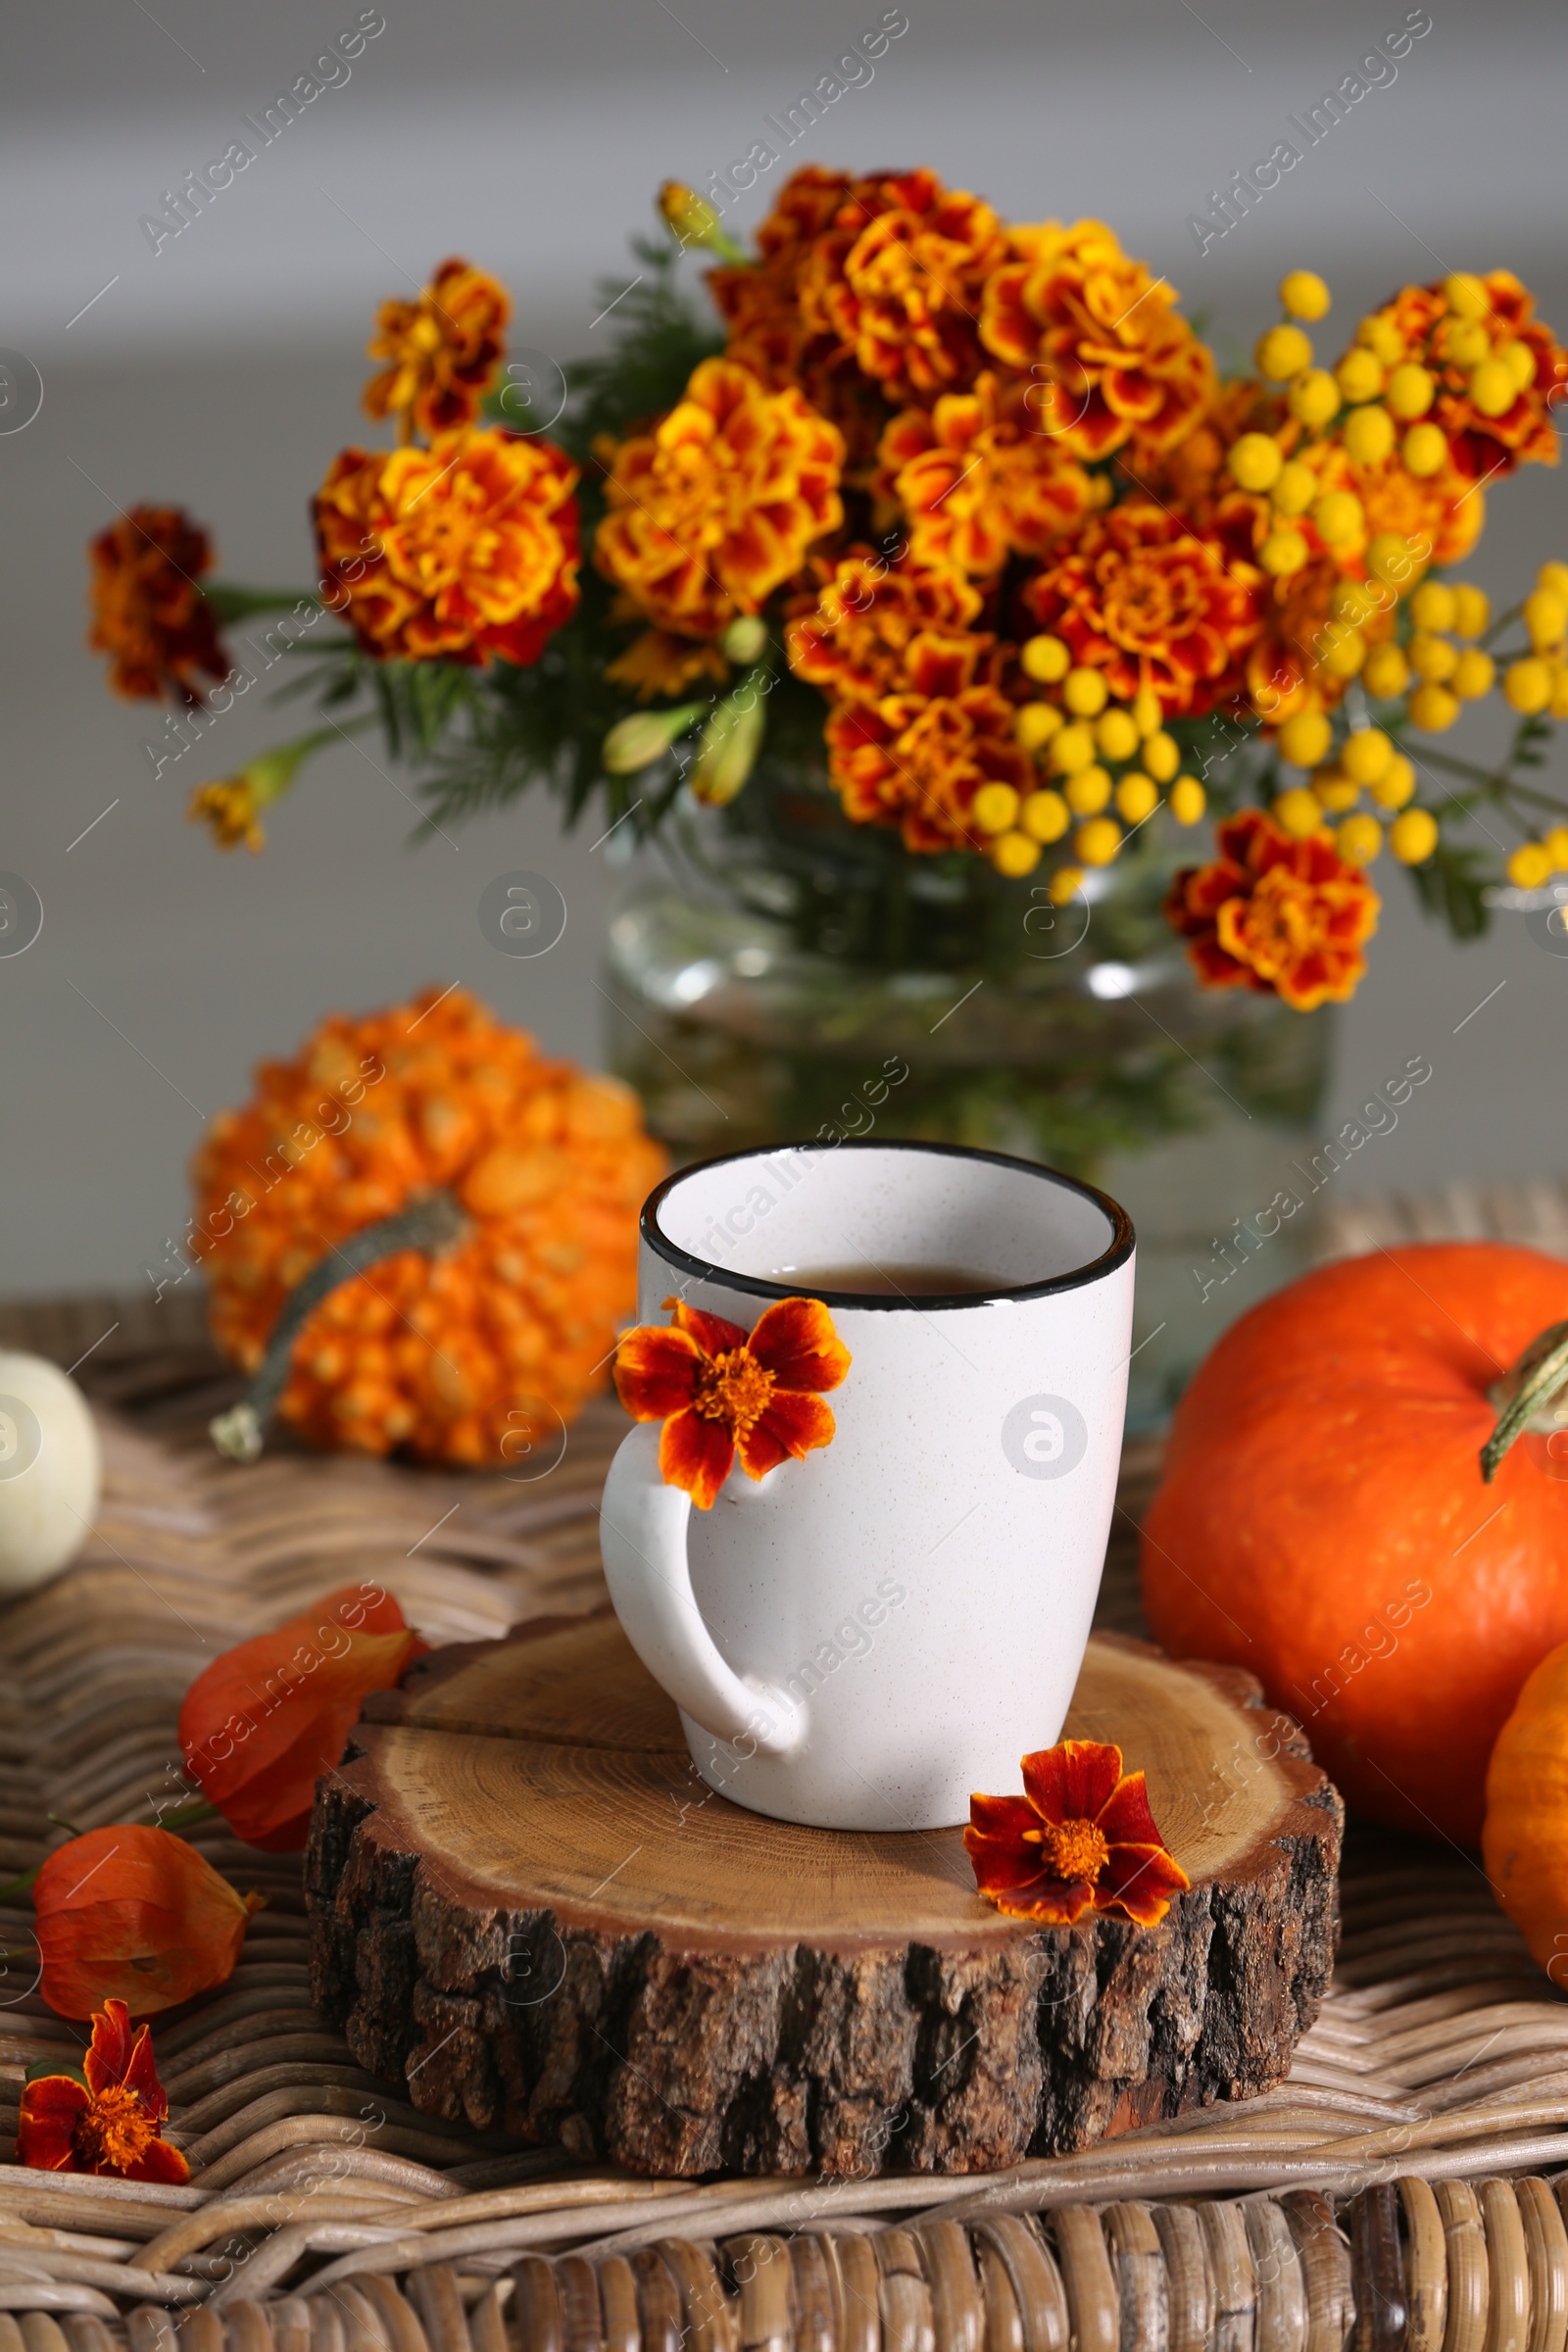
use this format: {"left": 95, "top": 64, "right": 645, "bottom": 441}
{"left": 2, "top": 0, "right": 1565, "bottom": 1298}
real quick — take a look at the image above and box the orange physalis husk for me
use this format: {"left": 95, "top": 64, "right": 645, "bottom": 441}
{"left": 613, "top": 1296, "right": 851, "bottom": 1510}
{"left": 33, "top": 1828, "right": 264, "bottom": 2021}
{"left": 17, "top": 1997, "right": 189, "bottom": 2180}
{"left": 178, "top": 1584, "right": 428, "bottom": 1851}
{"left": 965, "top": 1740, "right": 1190, "bottom": 1927}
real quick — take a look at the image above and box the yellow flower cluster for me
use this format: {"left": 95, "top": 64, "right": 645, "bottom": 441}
{"left": 967, "top": 630, "right": 1206, "bottom": 888}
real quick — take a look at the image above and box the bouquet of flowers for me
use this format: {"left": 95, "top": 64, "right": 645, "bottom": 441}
{"left": 88, "top": 167, "right": 1568, "bottom": 1013}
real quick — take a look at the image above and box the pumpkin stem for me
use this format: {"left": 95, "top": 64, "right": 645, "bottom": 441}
{"left": 1481, "top": 1318, "right": 1568, "bottom": 1484}
{"left": 209, "top": 1190, "right": 466, "bottom": 1464}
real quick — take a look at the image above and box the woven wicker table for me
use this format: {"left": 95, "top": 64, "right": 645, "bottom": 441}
{"left": 3, "top": 1270, "right": 1568, "bottom": 2352}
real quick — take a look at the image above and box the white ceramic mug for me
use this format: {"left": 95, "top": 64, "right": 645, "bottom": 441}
{"left": 600, "top": 1140, "right": 1135, "bottom": 1831}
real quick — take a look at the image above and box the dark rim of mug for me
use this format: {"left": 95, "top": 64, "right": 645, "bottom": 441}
{"left": 641, "top": 1139, "right": 1135, "bottom": 1311}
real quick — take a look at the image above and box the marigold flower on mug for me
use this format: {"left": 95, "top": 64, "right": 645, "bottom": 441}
{"left": 32, "top": 1826, "right": 263, "bottom": 2020}
{"left": 177, "top": 1584, "right": 428, "bottom": 1849}
{"left": 965, "top": 1739, "right": 1190, "bottom": 1926}
{"left": 17, "top": 1998, "right": 188, "bottom": 2180}
{"left": 612, "top": 1295, "right": 851, "bottom": 1510}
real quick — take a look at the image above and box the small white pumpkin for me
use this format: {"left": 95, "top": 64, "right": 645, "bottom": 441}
{"left": 0, "top": 1351, "right": 101, "bottom": 1595}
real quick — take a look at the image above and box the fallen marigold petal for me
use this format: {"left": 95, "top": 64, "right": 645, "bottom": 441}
{"left": 178, "top": 1584, "right": 428, "bottom": 1850}
{"left": 33, "top": 1837, "right": 259, "bottom": 2022}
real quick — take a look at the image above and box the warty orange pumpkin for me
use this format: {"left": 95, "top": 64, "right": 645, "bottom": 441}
{"left": 1141, "top": 1242, "right": 1568, "bottom": 1846}
{"left": 190, "top": 986, "right": 665, "bottom": 1467}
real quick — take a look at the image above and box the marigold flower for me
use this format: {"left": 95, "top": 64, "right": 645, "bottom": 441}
{"left": 363, "top": 257, "right": 510, "bottom": 439}
{"left": 605, "top": 628, "right": 729, "bottom": 702}
{"left": 179, "top": 1584, "right": 428, "bottom": 1850}
{"left": 315, "top": 427, "right": 580, "bottom": 666}
{"left": 1023, "top": 499, "right": 1264, "bottom": 719}
{"left": 32, "top": 1828, "right": 263, "bottom": 2020}
{"left": 965, "top": 1740, "right": 1190, "bottom": 1927}
{"left": 87, "top": 504, "right": 229, "bottom": 706}
{"left": 594, "top": 359, "right": 844, "bottom": 640}
{"left": 1371, "top": 270, "right": 1567, "bottom": 482}
{"left": 878, "top": 373, "right": 1095, "bottom": 577}
{"left": 1164, "top": 808, "right": 1381, "bottom": 1011}
{"left": 786, "top": 552, "right": 984, "bottom": 703}
{"left": 823, "top": 634, "right": 1034, "bottom": 855}
{"left": 614, "top": 1297, "right": 850, "bottom": 1511}
{"left": 18, "top": 1999, "right": 189, "bottom": 2180}
{"left": 981, "top": 220, "right": 1215, "bottom": 460}
{"left": 186, "top": 729, "right": 339, "bottom": 856}
{"left": 795, "top": 168, "right": 1009, "bottom": 405}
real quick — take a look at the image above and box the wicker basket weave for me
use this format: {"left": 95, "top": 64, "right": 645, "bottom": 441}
{"left": 0, "top": 1239, "right": 1566, "bottom": 2350}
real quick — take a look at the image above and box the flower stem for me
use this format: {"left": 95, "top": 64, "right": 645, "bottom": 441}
{"left": 1482, "top": 1319, "right": 1568, "bottom": 1482}
{"left": 209, "top": 1190, "right": 466, "bottom": 1463}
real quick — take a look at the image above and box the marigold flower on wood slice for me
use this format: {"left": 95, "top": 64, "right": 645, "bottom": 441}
{"left": 315, "top": 427, "right": 579, "bottom": 666}
{"left": 87, "top": 504, "right": 229, "bottom": 706}
{"left": 32, "top": 1828, "right": 262, "bottom": 2020}
{"left": 18, "top": 1998, "right": 189, "bottom": 2180}
{"left": 179, "top": 1584, "right": 428, "bottom": 1850}
{"left": 1164, "top": 808, "right": 1380, "bottom": 1010}
{"left": 965, "top": 1739, "right": 1190, "bottom": 1926}
{"left": 363, "top": 256, "right": 510, "bottom": 439}
{"left": 614, "top": 1296, "right": 851, "bottom": 1510}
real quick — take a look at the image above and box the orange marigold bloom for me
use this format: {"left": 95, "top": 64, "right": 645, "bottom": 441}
{"left": 786, "top": 551, "right": 984, "bottom": 702}
{"left": 315, "top": 427, "right": 579, "bottom": 666}
{"left": 966, "top": 1740, "right": 1190, "bottom": 1927}
{"left": 1374, "top": 270, "right": 1566, "bottom": 481}
{"left": 605, "top": 627, "right": 730, "bottom": 702}
{"left": 87, "top": 504, "right": 228, "bottom": 706}
{"left": 981, "top": 220, "right": 1215, "bottom": 460}
{"left": 794, "top": 168, "right": 1009, "bottom": 404}
{"left": 1165, "top": 808, "right": 1381, "bottom": 1012}
{"left": 1023, "top": 499, "right": 1264, "bottom": 718}
{"left": 191, "top": 987, "right": 664, "bottom": 1467}
{"left": 363, "top": 256, "right": 511, "bottom": 439}
{"left": 594, "top": 359, "right": 844, "bottom": 640}
{"left": 709, "top": 167, "right": 889, "bottom": 467}
{"left": 179, "top": 1585, "right": 428, "bottom": 1850}
{"left": 33, "top": 1829, "right": 262, "bottom": 2021}
{"left": 823, "top": 634, "right": 1033, "bottom": 855}
{"left": 18, "top": 2000, "right": 189, "bottom": 2180}
{"left": 878, "top": 372, "right": 1096, "bottom": 577}
{"left": 614, "top": 1297, "right": 851, "bottom": 1512}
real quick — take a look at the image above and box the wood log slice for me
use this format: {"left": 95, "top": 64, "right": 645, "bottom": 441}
{"left": 306, "top": 1611, "right": 1341, "bottom": 2179}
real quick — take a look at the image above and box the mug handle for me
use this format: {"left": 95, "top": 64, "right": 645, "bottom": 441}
{"left": 600, "top": 1423, "right": 804, "bottom": 1758}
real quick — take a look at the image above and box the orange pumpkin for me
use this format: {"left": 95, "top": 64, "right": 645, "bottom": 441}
{"left": 1484, "top": 1641, "right": 1568, "bottom": 1977}
{"left": 1141, "top": 1243, "right": 1568, "bottom": 1846}
{"left": 191, "top": 986, "right": 665, "bottom": 1466}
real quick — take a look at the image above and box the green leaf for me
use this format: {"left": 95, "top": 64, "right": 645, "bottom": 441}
{"left": 24, "top": 2056, "right": 87, "bottom": 2089}
{"left": 1405, "top": 839, "right": 1493, "bottom": 940}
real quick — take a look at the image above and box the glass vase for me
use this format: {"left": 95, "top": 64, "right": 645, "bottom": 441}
{"left": 603, "top": 762, "right": 1331, "bottom": 1425}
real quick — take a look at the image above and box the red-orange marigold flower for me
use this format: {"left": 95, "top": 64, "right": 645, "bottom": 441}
{"left": 363, "top": 256, "right": 510, "bottom": 439}
{"left": 87, "top": 504, "right": 228, "bottom": 706}
{"left": 878, "top": 372, "right": 1096, "bottom": 577}
{"left": 795, "top": 168, "right": 1009, "bottom": 404}
{"left": 1165, "top": 808, "right": 1381, "bottom": 1012}
{"left": 786, "top": 552, "right": 985, "bottom": 703}
{"left": 1024, "top": 499, "right": 1264, "bottom": 718}
{"left": 822, "top": 633, "right": 1032, "bottom": 855}
{"left": 965, "top": 1740, "right": 1190, "bottom": 1927}
{"left": 18, "top": 1999, "right": 189, "bottom": 2181}
{"left": 179, "top": 1584, "right": 428, "bottom": 1850}
{"left": 1375, "top": 270, "right": 1566, "bottom": 482}
{"left": 594, "top": 359, "right": 844, "bottom": 640}
{"left": 32, "top": 1828, "right": 263, "bottom": 2021}
{"left": 981, "top": 220, "right": 1215, "bottom": 460}
{"left": 614, "top": 1297, "right": 850, "bottom": 1511}
{"left": 314, "top": 427, "right": 580, "bottom": 666}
